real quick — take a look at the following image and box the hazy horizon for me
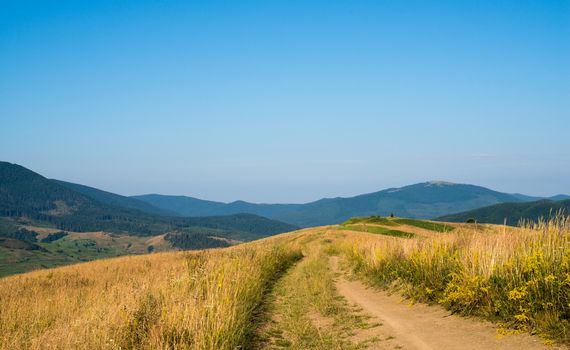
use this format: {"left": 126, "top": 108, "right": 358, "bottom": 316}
{"left": 4, "top": 159, "right": 569, "bottom": 204}
{"left": 1, "top": 0, "right": 568, "bottom": 202}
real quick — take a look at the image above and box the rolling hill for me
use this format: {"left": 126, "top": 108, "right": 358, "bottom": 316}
{"left": 0, "top": 161, "right": 296, "bottom": 237}
{"left": 52, "top": 179, "right": 177, "bottom": 216}
{"left": 437, "top": 199, "right": 570, "bottom": 225}
{"left": 134, "top": 181, "right": 547, "bottom": 227}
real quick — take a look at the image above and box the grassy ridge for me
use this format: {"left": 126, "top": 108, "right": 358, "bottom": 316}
{"left": 343, "top": 216, "right": 453, "bottom": 233}
{"left": 340, "top": 224, "right": 415, "bottom": 238}
{"left": 339, "top": 216, "right": 570, "bottom": 344}
{"left": 392, "top": 218, "right": 454, "bottom": 232}
{"left": 343, "top": 216, "right": 399, "bottom": 226}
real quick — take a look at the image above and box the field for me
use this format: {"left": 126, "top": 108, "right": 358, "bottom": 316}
{"left": 339, "top": 216, "right": 570, "bottom": 345}
{"left": 0, "top": 229, "right": 174, "bottom": 277}
{"left": 1, "top": 216, "right": 568, "bottom": 349}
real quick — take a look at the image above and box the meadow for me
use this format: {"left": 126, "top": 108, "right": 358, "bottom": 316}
{"left": 0, "top": 231, "right": 173, "bottom": 277}
{"left": 0, "top": 216, "right": 568, "bottom": 349}
{"left": 0, "top": 237, "right": 302, "bottom": 349}
{"left": 339, "top": 215, "right": 570, "bottom": 344}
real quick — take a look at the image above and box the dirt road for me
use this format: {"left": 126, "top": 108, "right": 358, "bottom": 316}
{"left": 330, "top": 257, "right": 564, "bottom": 350}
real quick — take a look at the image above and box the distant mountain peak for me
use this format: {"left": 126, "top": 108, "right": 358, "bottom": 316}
{"left": 425, "top": 181, "right": 457, "bottom": 186}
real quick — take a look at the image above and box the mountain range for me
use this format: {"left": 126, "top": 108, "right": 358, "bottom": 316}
{"left": 1, "top": 161, "right": 568, "bottom": 231}
{"left": 0, "top": 161, "right": 297, "bottom": 239}
{"left": 133, "top": 181, "right": 569, "bottom": 227}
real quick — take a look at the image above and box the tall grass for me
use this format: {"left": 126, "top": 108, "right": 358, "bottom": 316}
{"left": 3, "top": 218, "right": 568, "bottom": 347}
{"left": 0, "top": 241, "right": 302, "bottom": 350}
{"left": 340, "top": 215, "right": 570, "bottom": 344}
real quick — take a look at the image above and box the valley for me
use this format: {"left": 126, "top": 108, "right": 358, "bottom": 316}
{"left": 0, "top": 225, "right": 173, "bottom": 277}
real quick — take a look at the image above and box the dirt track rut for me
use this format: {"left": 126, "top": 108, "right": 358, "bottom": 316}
{"left": 330, "top": 257, "right": 564, "bottom": 350}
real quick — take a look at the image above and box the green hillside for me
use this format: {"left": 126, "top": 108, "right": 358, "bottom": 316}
{"left": 437, "top": 199, "right": 570, "bottom": 225}
{"left": 0, "top": 161, "right": 296, "bottom": 237}
{"left": 52, "top": 179, "right": 177, "bottom": 216}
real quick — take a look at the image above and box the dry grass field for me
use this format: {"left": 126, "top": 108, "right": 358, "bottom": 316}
{"left": 1, "top": 216, "right": 568, "bottom": 349}
{"left": 338, "top": 215, "right": 570, "bottom": 345}
{"left": 0, "top": 237, "right": 302, "bottom": 349}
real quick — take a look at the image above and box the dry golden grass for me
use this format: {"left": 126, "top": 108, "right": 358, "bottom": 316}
{"left": 2, "top": 218, "right": 568, "bottom": 348}
{"left": 1, "top": 252, "right": 183, "bottom": 349}
{"left": 338, "top": 216, "right": 570, "bottom": 344}
{"left": 0, "top": 235, "right": 303, "bottom": 350}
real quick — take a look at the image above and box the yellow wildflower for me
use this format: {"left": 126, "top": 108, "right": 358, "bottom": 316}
{"left": 544, "top": 275, "right": 556, "bottom": 283}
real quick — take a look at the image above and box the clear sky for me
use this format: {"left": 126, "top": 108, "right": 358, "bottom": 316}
{"left": 1, "top": 0, "right": 569, "bottom": 203}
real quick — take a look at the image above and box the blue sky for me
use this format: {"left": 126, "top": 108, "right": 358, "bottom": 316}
{"left": 1, "top": 0, "right": 569, "bottom": 202}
